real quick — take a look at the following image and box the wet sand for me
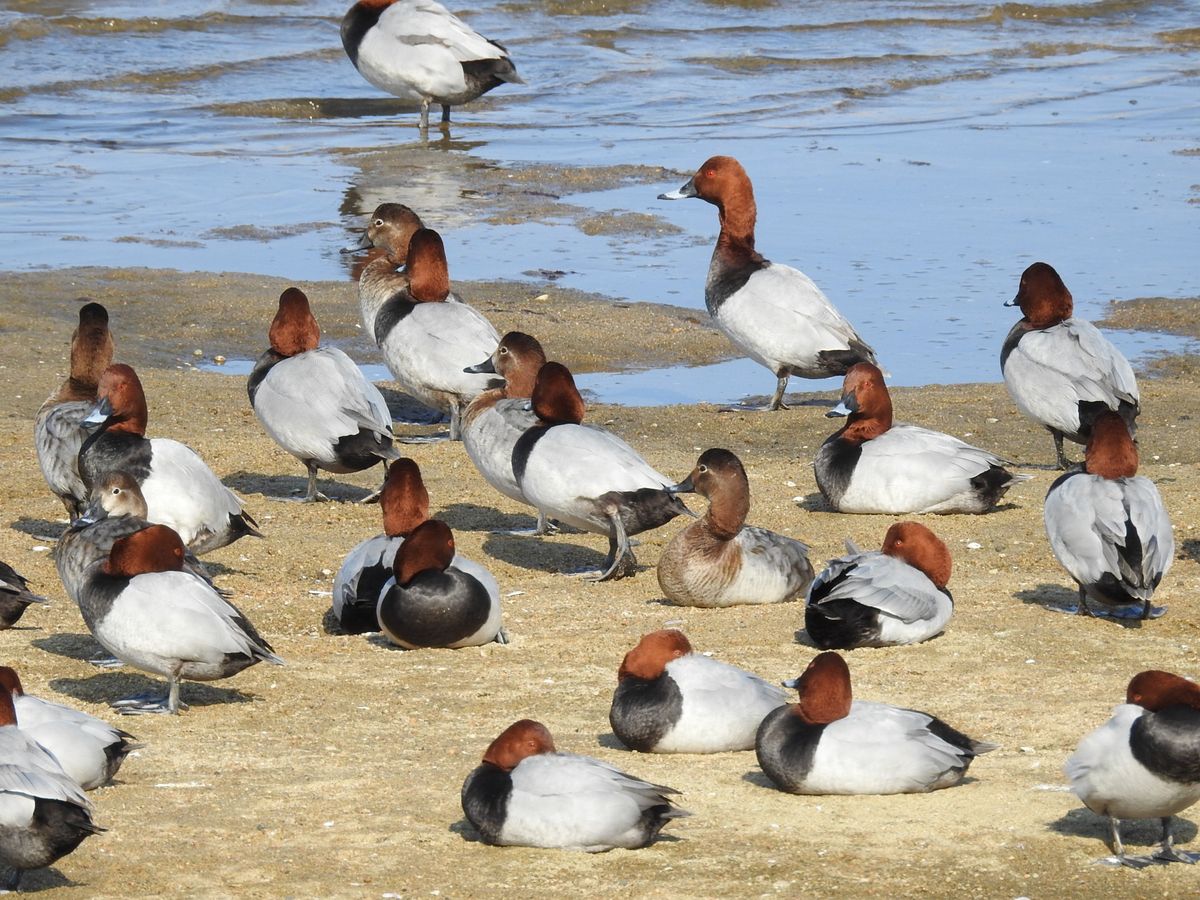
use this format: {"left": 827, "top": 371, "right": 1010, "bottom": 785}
{"left": 2, "top": 269, "right": 1199, "bottom": 897}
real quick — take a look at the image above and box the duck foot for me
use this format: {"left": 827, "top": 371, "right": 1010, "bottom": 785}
{"left": 111, "top": 692, "right": 186, "bottom": 716}
{"left": 494, "top": 628, "right": 509, "bottom": 645}
{"left": 89, "top": 655, "right": 123, "bottom": 669}
{"left": 1097, "top": 854, "right": 1164, "bottom": 869}
{"left": 396, "top": 432, "right": 451, "bottom": 444}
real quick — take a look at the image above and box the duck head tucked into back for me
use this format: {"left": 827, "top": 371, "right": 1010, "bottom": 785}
{"left": 392, "top": 519, "right": 456, "bottom": 586}
{"left": 405, "top": 228, "right": 452, "bottom": 302}
{"left": 882, "top": 522, "right": 952, "bottom": 589}
{"left": 784, "top": 651, "right": 853, "bottom": 726}
{"left": 269, "top": 288, "right": 321, "bottom": 357}
{"left": 103, "top": 524, "right": 186, "bottom": 578}
{"left": 531, "top": 362, "right": 585, "bottom": 426}
{"left": 1084, "top": 410, "right": 1138, "bottom": 479}
{"left": 481, "top": 718, "right": 557, "bottom": 771}
{"left": 1127, "top": 670, "right": 1200, "bottom": 711}
{"left": 617, "top": 629, "right": 692, "bottom": 682}
{"left": 380, "top": 458, "right": 430, "bottom": 538}
{"left": 1005, "top": 261, "right": 1073, "bottom": 328}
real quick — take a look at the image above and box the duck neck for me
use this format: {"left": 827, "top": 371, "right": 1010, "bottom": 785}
{"left": 703, "top": 485, "right": 748, "bottom": 541}
{"left": 715, "top": 198, "right": 761, "bottom": 269}
{"left": 838, "top": 407, "right": 891, "bottom": 444}
{"left": 359, "top": 255, "right": 406, "bottom": 330}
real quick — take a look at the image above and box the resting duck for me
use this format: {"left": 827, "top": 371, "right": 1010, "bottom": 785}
{"left": 1066, "top": 669, "right": 1200, "bottom": 867}
{"left": 76, "top": 524, "right": 283, "bottom": 714}
{"left": 249, "top": 287, "right": 398, "bottom": 502}
{"left": 0, "top": 561, "right": 48, "bottom": 630}
{"left": 0, "top": 667, "right": 137, "bottom": 791}
{"left": 0, "top": 683, "right": 102, "bottom": 890}
{"left": 1044, "top": 411, "right": 1173, "bottom": 619}
{"left": 358, "top": 224, "right": 501, "bottom": 439}
{"left": 512, "top": 362, "right": 689, "bottom": 580}
{"left": 78, "top": 364, "right": 262, "bottom": 554}
{"left": 1002, "top": 261, "right": 1139, "bottom": 469}
{"left": 804, "top": 521, "right": 954, "bottom": 649}
{"left": 461, "top": 718, "right": 688, "bottom": 851}
{"left": 814, "top": 363, "right": 1027, "bottom": 514}
{"left": 609, "top": 629, "right": 786, "bottom": 753}
{"left": 341, "top": 0, "right": 523, "bottom": 130}
{"left": 659, "top": 155, "right": 876, "bottom": 410}
{"left": 376, "top": 519, "right": 504, "bottom": 649}
{"left": 462, "top": 331, "right": 551, "bottom": 533}
{"left": 755, "top": 651, "right": 995, "bottom": 795}
{"left": 35, "top": 301, "right": 114, "bottom": 518}
{"left": 57, "top": 472, "right": 219, "bottom": 611}
{"left": 332, "top": 457, "right": 444, "bottom": 633}
{"left": 658, "top": 448, "right": 813, "bottom": 607}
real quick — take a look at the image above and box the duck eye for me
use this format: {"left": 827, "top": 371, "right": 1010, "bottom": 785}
{"left": 698, "top": 464, "right": 708, "bottom": 473}
{"left": 705, "top": 168, "right": 716, "bottom": 177}
{"left": 374, "top": 218, "right": 383, "bottom": 227}
{"left": 111, "top": 487, "right": 120, "bottom": 495}
{"left": 499, "top": 346, "right": 508, "bottom": 355}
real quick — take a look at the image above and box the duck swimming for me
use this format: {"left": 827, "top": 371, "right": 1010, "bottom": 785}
{"left": 814, "top": 363, "right": 1027, "bottom": 514}
{"left": 461, "top": 719, "right": 688, "bottom": 851}
{"left": 341, "top": 0, "right": 523, "bottom": 130}
{"left": 804, "top": 521, "right": 954, "bottom": 649}
{"left": 659, "top": 155, "right": 876, "bottom": 410}
{"left": 249, "top": 287, "right": 398, "bottom": 502}
{"left": 658, "top": 448, "right": 813, "bottom": 607}
{"left": 1001, "top": 261, "right": 1139, "bottom": 469}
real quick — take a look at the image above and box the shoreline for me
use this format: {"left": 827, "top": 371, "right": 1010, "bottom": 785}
{"left": 0, "top": 266, "right": 1198, "bottom": 896}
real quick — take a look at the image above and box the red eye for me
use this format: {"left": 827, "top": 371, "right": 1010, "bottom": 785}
{"left": 705, "top": 169, "right": 715, "bottom": 177}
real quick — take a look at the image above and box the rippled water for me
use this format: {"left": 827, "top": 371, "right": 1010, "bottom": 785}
{"left": 2, "top": 0, "right": 1198, "bottom": 399}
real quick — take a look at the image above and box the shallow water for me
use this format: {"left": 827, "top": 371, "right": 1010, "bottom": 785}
{"left": 2, "top": 0, "right": 1198, "bottom": 399}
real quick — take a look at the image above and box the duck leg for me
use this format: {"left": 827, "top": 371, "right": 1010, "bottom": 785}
{"left": 303, "top": 462, "right": 329, "bottom": 503}
{"left": 441, "top": 103, "right": 452, "bottom": 124}
{"left": 448, "top": 403, "right": 463, "bottom": 441}
{"left": 111, "top": 676, "right": 186, "bottom": 716}
{"left": 594, "top": 511, "right": 636, "bottom": 581}
{"left": 1050, "top": 429, "right": 1071, "bottom": 470}
{"left": 768, "top": 373, "right": 790, "bottom": 411}
{"left": 1154, "top": 816, "right": 1199, "bottom": 863}
{"left": 4, "top": 867, "right": 21, "bottom": 891}
{"left": 1075, "top": 586, "right": 1095, "bottom": 617}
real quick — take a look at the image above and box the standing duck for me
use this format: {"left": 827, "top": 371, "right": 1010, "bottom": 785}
{"left": 1043, "top": 411, "right": 1173, "bottom": 619}
{"left": 358, "top": 224, "right": 501, "bottom": 439}
{"left": 512, "top": 362, "right": 689, "bottom": 580}
{"left": 0, "top": 561, "right": 48, "bottom": 630}
{"left": 1001, "top": 261, "right": 1139, "bottom": 469}
{"left": 376, "top": 519, "right": 504, "bottom": 649}
{"left": 78, "top": 364, "right": 262, "bottom": 554}
{"left": 0, "top": 667, "right": 137, "bottom": 791}
{"left": 249, "top": 287, "right": 398, "bottom": 502}
{"left": 462, "top": 331, "right": 551, "bottom": 533}
{"left": 35, "top": 301, "right": 114, "bottom": 518}
{"left": 659, "top": 155, "right": 876, "bottom": 410}
{"left": 1066, "top": 669, "right": 1200, "bottom": 866}
{"left": 341, "top": 0, "right": 523, "bottom": 131}
{"left": 814, "top": 363, "right": 1027, "bottom": 514}
{"left": 755, "top": 651, "right": 995, "bottom": 795}
{"left": 76, "top": 524, "right": 283, "bottom": 714}
{"left": 658, "top": 448, "right": 813, "bottom": 607}
{"left": 804, "top": 521, "right": 954, "bottom": 649}
{"left": 461, "top": 719, "right": 688, "bottom": 851}
{"left": 609, "top": 629, "right": 786, "bottom": 753}
{"left": 332, "top": 457, "right": 489, "bottom": 634}
{"left": 0, "top": 684, "right": 102, "bottom": 891}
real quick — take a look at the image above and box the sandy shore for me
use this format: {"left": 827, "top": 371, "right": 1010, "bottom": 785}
{"left": 1, "top": 268, "right": 1198, "bottom": 898}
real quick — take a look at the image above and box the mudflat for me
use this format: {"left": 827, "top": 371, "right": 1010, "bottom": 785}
{"left": 1, "top": 268, "right": 1198, "bottom": 897}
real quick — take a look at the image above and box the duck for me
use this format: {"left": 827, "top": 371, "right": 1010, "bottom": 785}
{"left": 76, "top": 523, "right": 283, "bottom": 714}
{"left": 658, "top": 448, "right": 813, "bottom": 607}
{"left": 0, "top": 683, "right": 103, "bottom": 891}
{"left": 461, "top": 718, "right": 688, "bottom": 851}
{"left": 57, "top": 471, "right": 220, "bottom": 612}
{"left": 658, "top": 155, "right": 876, "bottom": 410}
{"left": 1065, "top": 669, "right": 1200, "bottom": 867}
{"left": 332, "top": 457, "right": 465, "bottom": 634}
{"left": 814, "top": 362, "right": 1028, "bottom": 514}
{"left": 511, "top": 362, "right": 690, "bottom": 580}
{"left": 341, "top": 0, "right": 523, "bottom": 130}
{"left": 609, "top": 629, "right": 787, "bottom": 753}
{"left": 804, "top": 521, "right": 954, "bottom": 649}
{"left": 358, "top": 223, "right": 502, "bottom": 439}
{"left": 78, "top": 363, "right": 262, "bottom": 554}
{"left": 35, "top": 301, "right": 114, "bottom": 518}
{"left": 376, "top": 519, "right": 504, "bottom": 648}
{"left": 1001, "top": 261, "right": 1139, "bottom": 469}
{"left": 1043, "top": 411, "right": 1173, "bottom": 620}
{"left": 0, "top": 667, "right": 137, "bottom": 791}
{"left": 350, "top": 202, "right": 425, "bottom": 277}
{"left": 462, "top": 331, "right": 552, "bottom": 534}
{"left": 0, "top": 561, "right": 48, "bottom": 630}
{"left": 755, "top": 651, "right": 995, "bottom": 795}
{"left": 249, "top": 287, "right": 398, "bottom": 502}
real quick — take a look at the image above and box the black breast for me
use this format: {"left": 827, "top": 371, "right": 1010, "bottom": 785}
{"left": 511, "top": 424, "right": 551, "bottom": 488}
{"left": 705, "top": 252, "right": 769, "bottom": 315}
{"left": 999, "top": 321, "right": 1027, "bottom": 372}
{"left": 247, "top": 349, "right": 283, "bottom": 406}
{"left": 374, "top": 293, "right": 418, "bottom": 346}
{"left": 755, "top": 707, "right": 825, "bottom": 793}
{"left": 79, "top": 430, "right": 152, "bottom": 493}
{"left": 340, "top": 3, "right": 384, "bottom": 68}
{"left": 461, "top": 764, "right": 512, "bottom": 846}
{"left": 377, "top": 570, "right": 491, "bottom": 648}
{"left": 814, "top": 434, "right": 862, "bottom": 510}
{"left": 1130, "top": 706, "right": 1200, "bottom": 784}
{"left": 609, "top": 673, "right": 683, "bottom": 752}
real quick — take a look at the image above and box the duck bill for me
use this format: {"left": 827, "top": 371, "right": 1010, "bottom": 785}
{"left": 658, "top": 177, "right": 697, "bottom": 201}
{"left": 668, "top": 473, "right": 696, "bottom": 494}
{"left": 69, "top": 498, "right": 107, "bottom": 530}
{"left": 81, "top": 397, "right": 114, "bottom": 429}
{"left": 781, "top": 677, "right": 800, "bottom": 690}
{"left": 463, "top": 355, "right": 497, "bottom": 375}
{"left": 341, "top": 230, "right": 374, "bottom": 254}
{"left": 825, "top": 395, "right": 857, "bottom": 419}
{"left": 1003, "top": 294, "right": 1019, "bottom": 307}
